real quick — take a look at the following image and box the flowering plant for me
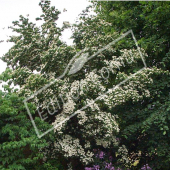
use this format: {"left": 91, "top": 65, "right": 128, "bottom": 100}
{"left": 85, "top": 150, "right": 125, "bottom": 170}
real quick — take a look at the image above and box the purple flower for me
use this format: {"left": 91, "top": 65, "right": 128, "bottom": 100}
{"left": 85, "top": 167, "right": 94, "bottom": 170}
{"left": 99, "top": 151, "right": 105, "bottom": 159}
{"left": 105, "top": 162, "right": 112, "bottom": 169}
{"left": 93, "top": 165, "right": 100, "bottom": 170}
{"left": 110, "top": 167, "right": 115, "bottom": 170}
{"left": 141, "top": 164, "right": 152, "bottom": 170}
{"left": 95, "top": 150, "right": 105, "bottom": 159}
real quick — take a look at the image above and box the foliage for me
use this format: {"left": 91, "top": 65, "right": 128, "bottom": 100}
{"left": 95, "top": 1, "right": 170, "bottom": 69}
{"left": 0, "top": 74, "right": 63, "bottom": 169}
{"left": 92, "top": 1, "right": 170, "bottom": 169}
{"left": 1, "top": 1, "right": 170, "bottom": 170}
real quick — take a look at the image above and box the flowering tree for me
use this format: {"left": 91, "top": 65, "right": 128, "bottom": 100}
{"left": 1, "top": 1, "right": 132, "bottom": 169}
{"left": 1, "top": 1, "right": 170, "bottom": 170}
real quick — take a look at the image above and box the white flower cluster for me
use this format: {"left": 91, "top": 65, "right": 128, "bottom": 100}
{"left": 80, "top": 71, "right": 106, "bottom": 95}
{"left": 51, "top": 71, "right": 120, "bottom": 165}
{"left": 54, "top": 134, "right": 94, "bottom": 165}
{"left": 63, "top": 99, "right": 76, "bottom": 114}
{"left": 104, "top": 48, "right": 148, "bottom": 75}
{"left": 77, "top": 110, "right": 88, "bottom": 125}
